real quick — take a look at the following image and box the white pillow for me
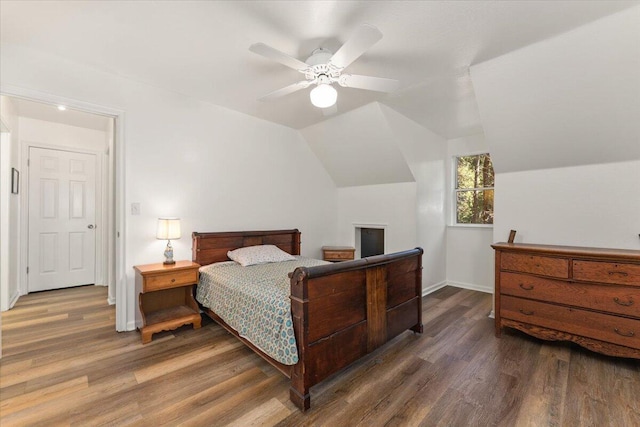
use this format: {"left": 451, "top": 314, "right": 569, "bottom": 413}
{"left": 227, "top": 244, "right": 295, "bottom": 267}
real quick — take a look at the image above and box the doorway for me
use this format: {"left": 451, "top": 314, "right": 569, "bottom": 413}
{"left": 0, "top": 92, "right": 126, "bottom": 326}
{"left": 28, "top": 147, "right": 98, "bottom": 292}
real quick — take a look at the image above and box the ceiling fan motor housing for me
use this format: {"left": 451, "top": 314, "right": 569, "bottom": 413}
{"left": 305, "top": 48, "right": 334, "bottom": 66}
{"left": 304, "top": 48, "right": 342, "bottom": 83}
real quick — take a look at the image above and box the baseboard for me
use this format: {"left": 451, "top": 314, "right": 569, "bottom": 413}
{"left": 127, "top": 320, "right": 137, "bottom": 332}
{"left": 422, "top": 280, "right": 447, "bottom": 296}
{"left": 107, "top": 296, "right": 116, "bottom": 305}
{"left": 448, "top": 282, "right": 495, "bottom": 319}
{"left": 7, "top": 291, "right": 20, "bottom": 310}
{"left": 445, "top": 280, "right": 493, "bottom": 294}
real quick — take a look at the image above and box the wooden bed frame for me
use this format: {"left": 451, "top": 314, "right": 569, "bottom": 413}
{"left": 192, "top": 229, "right": 424, "bottom": 411}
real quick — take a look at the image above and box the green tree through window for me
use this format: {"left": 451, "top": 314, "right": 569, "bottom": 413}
{"left": 455, "top": 153, "right": 494, "bottom": 224}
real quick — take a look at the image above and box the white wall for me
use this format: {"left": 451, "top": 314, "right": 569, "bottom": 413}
{"left": 380, "top": 105, "right": 447, "bottom": 290}
{"left": 1, "top": 44, "right": 338, "bottom": 330}
{"left": 337, "top": 182, "right": 417, "bottom": 255}
{"left": 445, "top": 134, "right": 494, "bottom": 293}
{"left": 446, "top": 226, "right": 494, "bottom": 292}
{"left": 496, "top": 160, "right": 640, "bottom": 250}
{"left": 471, "top": 6, "right": 640, "bottom": 252}
{"left": 0, "top": 95, "right": 21, "bottom": 312}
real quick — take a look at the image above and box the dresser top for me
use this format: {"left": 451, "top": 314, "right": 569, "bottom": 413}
{"left": 492, "top": 242, "right": 640, "bottom": 262}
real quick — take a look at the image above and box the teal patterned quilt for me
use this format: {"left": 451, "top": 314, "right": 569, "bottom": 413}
{"left": 196, "top": 256, "right": 329, "bottom": 365}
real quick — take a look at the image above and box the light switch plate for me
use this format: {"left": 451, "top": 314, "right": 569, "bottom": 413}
{"left": 131, "top": 202, "right": 140, "bottom": 215}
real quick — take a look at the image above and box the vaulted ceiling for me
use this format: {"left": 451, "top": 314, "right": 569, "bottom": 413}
{"left": 1, "top": 1, "right": 637, "bottom": 138}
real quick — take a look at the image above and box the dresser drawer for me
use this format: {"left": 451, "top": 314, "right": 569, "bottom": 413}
{"left": 500, "top": 252, "right": 568, "bottom": 278}
{"left": 501, "top": 295, "right": 640, "bottom": 350}
{"left": 144, "top": 269, "right": 198, "bottom": 292}
{"left": 573, "top": 260, "right": 640, "bottom": 286}
{"left": 500, "top": 272, "right": 640, "bottom": 319}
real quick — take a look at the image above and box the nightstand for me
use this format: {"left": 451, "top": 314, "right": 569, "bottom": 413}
{"left": 134, "top": 260, "right": 202, "bottom": 344}
{"left": 322, "top": 246, "right": 355, "bottom": 262}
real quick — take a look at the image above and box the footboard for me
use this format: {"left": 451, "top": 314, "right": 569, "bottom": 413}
{"left": 289, "top": 248, "right": 423, "bottom": 410}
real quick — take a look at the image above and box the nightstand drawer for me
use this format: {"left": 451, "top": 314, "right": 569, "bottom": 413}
{"left": 325, "top": 250, "right": 354, "bottom": 261}
{"left": 322, "top": 246, "right": 355, "bottom": 262}
{"left": 144, "top": 269, "right": 198, "bottom": 292}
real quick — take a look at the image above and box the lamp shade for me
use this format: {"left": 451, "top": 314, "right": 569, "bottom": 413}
{"left": 310, "top": 84, "right": 337, "bottom": 108}
{"left": 156, "top": 218, "right": 181, "bottom": 240}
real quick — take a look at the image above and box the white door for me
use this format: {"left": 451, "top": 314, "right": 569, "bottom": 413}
{"left": 28, "top": 147, "right": 97, "bottom": 292}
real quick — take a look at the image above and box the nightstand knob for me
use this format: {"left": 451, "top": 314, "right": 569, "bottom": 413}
{"left": 171, "top": 278, "right": 175, "bottom": 283}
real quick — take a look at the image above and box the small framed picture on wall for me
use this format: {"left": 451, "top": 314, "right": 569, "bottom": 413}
{"left": 11, "top": 168, "right": 19, "bottom": 194}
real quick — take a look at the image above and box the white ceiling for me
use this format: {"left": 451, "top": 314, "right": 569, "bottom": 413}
{"left": 1, "top": 1, "right": 637, "bottom": 138}
{"left": 12, "top": 98, "right": 113, "bottom": 132}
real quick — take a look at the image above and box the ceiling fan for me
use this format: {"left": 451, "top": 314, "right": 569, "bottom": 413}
{"left": 249, "top": 24, "right": 399, "bottom": 109}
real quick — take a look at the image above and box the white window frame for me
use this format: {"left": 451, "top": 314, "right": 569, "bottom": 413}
{"left": 451, "top": 152, "right": 494, "bottom": 228}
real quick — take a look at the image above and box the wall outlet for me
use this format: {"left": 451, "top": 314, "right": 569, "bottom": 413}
{"left": 131, "top": 202, "right": 140, "bottom": 215}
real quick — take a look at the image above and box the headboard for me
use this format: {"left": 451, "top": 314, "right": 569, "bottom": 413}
{"left": 192, "top": 229, "right": 301, "bottom": 266}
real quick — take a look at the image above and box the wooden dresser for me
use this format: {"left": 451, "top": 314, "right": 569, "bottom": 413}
{"left": 492, "top": 242, "right": 640, "bottom": 359}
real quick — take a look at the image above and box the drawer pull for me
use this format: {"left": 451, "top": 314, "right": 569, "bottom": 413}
{"left": 519, "top": 283, "right": 534, "bottom": 291}
{"left": 613, "top": 297, "right": 634, "bottom": 307}
{"left": 614, "top": 328, "right": 635, "bottom": 338}
{"left": 171, "top": 279, "right": 176, "bottom": 283}
{"left": 608, "top": 271, "right": 629, "bottom": 277}
{"left": 519, "top": 309, "right": 534, "bottom": 316}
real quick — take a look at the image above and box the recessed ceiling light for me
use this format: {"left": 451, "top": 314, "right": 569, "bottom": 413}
{"left": 57, "top": 105, "right": 67, "bottom": 111}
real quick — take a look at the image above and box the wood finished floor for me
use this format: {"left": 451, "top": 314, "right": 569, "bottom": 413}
{"left": 1, "top": 285, "right": 638, "bottom": 426}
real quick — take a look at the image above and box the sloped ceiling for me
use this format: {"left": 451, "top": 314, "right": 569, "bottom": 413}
{"left": 301, "top": 102, "right": 414, "bottom": 187}
{"left": 301, "top": 102, "right": 447, "bottom": 188}
{"left": 1, "top": 1, "right": 637, "bottom": 138}
{"left": 471, "top": 6, "right": 640, "bottom": 174}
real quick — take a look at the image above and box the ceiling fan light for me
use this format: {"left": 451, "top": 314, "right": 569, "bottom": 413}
{"left": 310, "top": 84, "right": 337, "bottom": 108}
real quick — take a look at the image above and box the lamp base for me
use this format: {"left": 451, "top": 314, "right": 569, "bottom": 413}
{"left": 163, "top": 240, "right": 175, "bottom": 265}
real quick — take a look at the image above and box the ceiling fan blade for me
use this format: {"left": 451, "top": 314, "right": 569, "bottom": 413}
{"left": 258, "top": 81, "right": 311, "bottom": 101}
{"left": 339, "top": 74, "right": 399, "bottom": 93}
{"left": 329, "top": 24, "right": 383, "bottom": 69}
{"left": 249, "top": 43, "right": 309, "bottom": 71}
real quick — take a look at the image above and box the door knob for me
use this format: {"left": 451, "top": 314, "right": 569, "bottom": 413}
{"left": 88, "top": 224, "right": 95, "bottom": 229}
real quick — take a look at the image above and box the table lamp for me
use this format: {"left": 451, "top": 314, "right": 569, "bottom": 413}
{"left": 156, "top": 217, "right": 181, "bottom": 264}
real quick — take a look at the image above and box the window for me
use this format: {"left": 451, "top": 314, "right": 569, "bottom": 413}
{"left": 455, "top": 153, "right": 494, "bottom": 225}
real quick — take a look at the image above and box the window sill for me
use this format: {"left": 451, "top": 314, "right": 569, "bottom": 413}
{"left": 447, "top": 224, "right": 494, "bottom": 230}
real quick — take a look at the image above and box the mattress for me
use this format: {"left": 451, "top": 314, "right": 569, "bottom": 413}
{"left": 196, "top": 256, "right": 328, "bottom": 365}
